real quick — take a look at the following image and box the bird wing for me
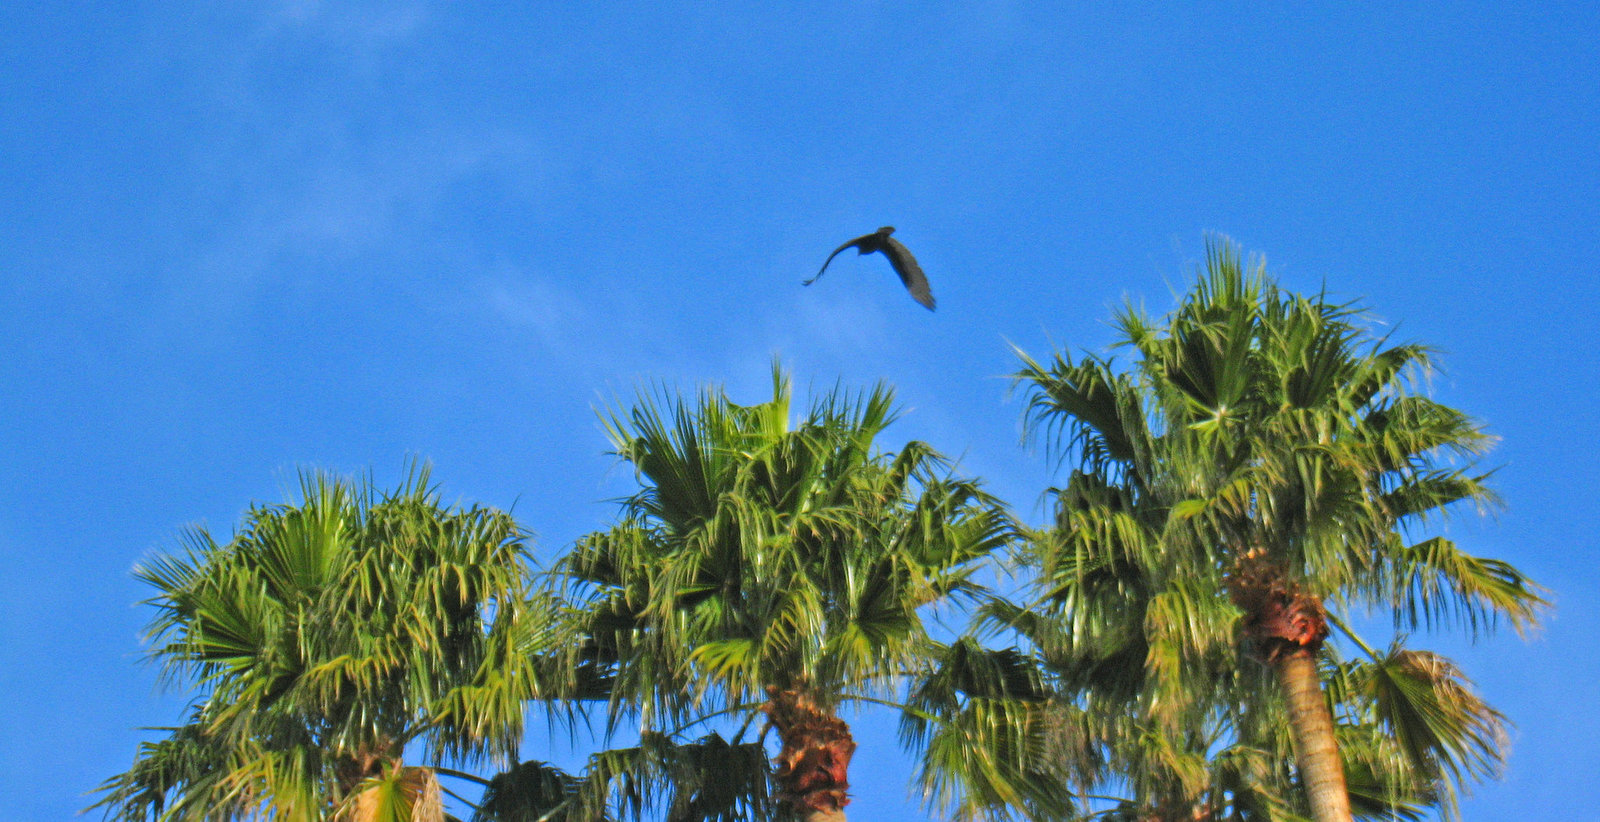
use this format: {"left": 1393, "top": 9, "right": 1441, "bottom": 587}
{"left": 882, "top": 236, "right": 936, "bottom": 310}
{"left": 802, "top": 235, "right": 871, "bottom": 285}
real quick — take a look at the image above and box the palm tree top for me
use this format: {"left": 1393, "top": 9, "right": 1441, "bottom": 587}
{"left": 979, "top": 237, "right": 1546, "bottom": 822}
{"left": 93, "top": 465, "right": 555, "bottom": 822}
{"left": 557, "top": 364, "right": 1017, "bottom": 820}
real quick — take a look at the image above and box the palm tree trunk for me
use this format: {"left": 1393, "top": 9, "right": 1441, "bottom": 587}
{"left": 1274, "top": 649, "right": 1351, "bottom": 822}
{"left": 1231, "top": 560, "right": 1350, "bottom": 822}
{"left": 764, "top": 687, "right": 856, "bottom": 822}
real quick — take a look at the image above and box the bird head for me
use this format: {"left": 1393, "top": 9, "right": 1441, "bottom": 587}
{"left": 876, "top": 226, "right": 896, "bottom": 236}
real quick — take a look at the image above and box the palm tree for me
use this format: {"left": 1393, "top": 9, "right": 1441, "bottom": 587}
{"left": 552, "top": 367, "right": 1016, "bottom": 822}
{"left": 92, "top": 466, "right": 564, "bottom": 822}
{"left": 974, "top": 239, "right": 1543, "bottom": 822}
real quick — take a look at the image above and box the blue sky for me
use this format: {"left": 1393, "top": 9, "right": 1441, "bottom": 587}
{"left": 2, "top": 3, "right": 1596, "bottom": 819}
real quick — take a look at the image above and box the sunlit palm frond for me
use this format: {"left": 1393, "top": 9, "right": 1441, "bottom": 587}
{"left": 1356, "top": 645, "right": 1509, "bottom": 787}
{"left": 1379, "top": 535, "right": 1547, "bottom": 638}
{"left": 1013, "top": 347, "right": 1146, "bottom": 479}
{"left": 338, "top": 763, "right": 445, "bottom": 822}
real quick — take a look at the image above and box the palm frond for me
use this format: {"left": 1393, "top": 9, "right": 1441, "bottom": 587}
{"left": 471, "top": 760, "right": 586, "bottom": 822}
{"left": 1380, "top": 536, "right": 1547, "bottom": 638}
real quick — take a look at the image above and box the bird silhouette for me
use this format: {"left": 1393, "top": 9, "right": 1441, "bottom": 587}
{"left": 803, "top": 226, "right": 935, "bottom": 311}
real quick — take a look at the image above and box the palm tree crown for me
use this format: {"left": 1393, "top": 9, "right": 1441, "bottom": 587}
{"left": 980, "top": 239, "right": 1545, "bottom": 821}
{"left": 555, "top": 367, "right": 1017, "bottom": 821}
{"left": 93, "top": 467, "right": 554, "bottom": 822}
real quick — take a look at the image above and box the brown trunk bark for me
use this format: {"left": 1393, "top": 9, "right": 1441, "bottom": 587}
{"left": 763, "top": 686, "right": 856, "bottom": 821}
{"left": 1275, "top": 649, "right": 1351, "bottom": 822}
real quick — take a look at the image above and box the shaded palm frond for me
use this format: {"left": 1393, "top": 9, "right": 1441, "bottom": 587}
{"left": 472, "top": 760, "right": 587, "bottom": 822}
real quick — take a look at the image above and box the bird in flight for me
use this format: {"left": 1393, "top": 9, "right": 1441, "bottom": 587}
{"left": 803, "top": 226, "right": 936, "bottom": 311}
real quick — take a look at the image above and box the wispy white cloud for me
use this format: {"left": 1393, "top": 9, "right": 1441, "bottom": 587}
{"left": 171, "top": 126, "right": 548, "bottom": 319}
{"left": 259, "top": 0, "right": 429, "bottom": 45}
{"left": 479, "top": 264, "right": 589, "bottom": 353}
{"left": 764, "top": 289, "right": 896, "bottom": 367}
